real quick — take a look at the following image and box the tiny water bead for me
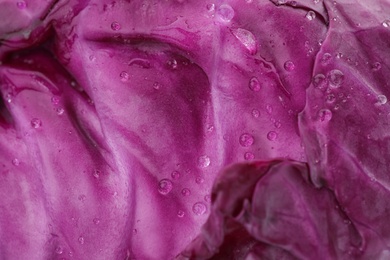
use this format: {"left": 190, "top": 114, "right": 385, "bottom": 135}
{"left": 204, "top": 195, "right": 211, "bottom": 202}
{"left": 158, "top": 179, "right": 173, "bottom": 195}
{"left": 111, "top": 22, "right": 121, "bottom": 31}
{"left": 56, "top": 108, "right": 65, "bottom": 115}
{"left": 93, "top": 169, "right": 100, "bottom": 179}
{"left": 93, "top": 218, "right": 100, "bottom": 225}
{"left": 239, "top": 133, "right": 254, "bottom": 147}
{"left": 382, "top": 19, "right": 390, "bottom": 28}
{"left": 120, "top": 71, "right": 129, "bottom": 82}
{"left": 371, "top": 62, "right": 382, "bottom": 71}
{"left": 318, "top": 109, "right": 333, "bottom": 122}
{"left": 321, "top": 53, "right": 332, "bottom": 66}
{"left": 31, "top": 118, "right": 42, "bottom": 129}
{"left": 244, "top": 152, "right": 255, "bottom": 160}
{"left": 177, "top": 210, "right": 185, "bottom": 218}
{"left": 232, "top": 28, "right": 257, "bottom": 54}
{"left": 248, "top": 76, "right": 261, "bottom": 92}
{"left": 284, "top": 60, "right": 295, "bottom": 71}
{"left": 216, "top": 4, "right": 235, "bottom": 22}
{"left": 252, "top": 109, "right": 260, "bottom": 118}
{"left": 181, "top": 188, "right": 191, "bottom": 196}
{"left": 171, "top": 171, "right": 180, "bottom": 180}
{"left": 326, "top": 93, "right": 336, "bottom": 103}
{"left": 16, "top": 1, "right": 27, "bottom": 9}
{"left": 78, "top": 236, "right": 85, "bottom": 245}
{"left": 197, "top": 155, "right": 211, "bottom": 168}
{"left": 55, "top": 246, "right": 63, "bottom": 255}
{"left": 327, "top": 69, "right": 344, "bottom": 88}
{"left": 167, "top": 59, "right": 178, "bottom": 70}
{"left": 306, "top": 11, "right": 316, "bottom": 21}
{"left": 12, "top": 158, "right": 20, "bottom": 166}
{"left": 192, "top": 202, "right": 207, "bottom": 216}
{"left": 267, "top": 131, "right": 278, "bottom": 141}
{"left": 51, "top": 96, "right": 60, "bottom": 105}
{"left": 196, "top": 177, "right": 205, "bottom": 184}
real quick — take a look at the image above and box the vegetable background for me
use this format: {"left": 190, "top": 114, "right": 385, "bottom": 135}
{"left": 0, "top": 0, "right": 389, "bottom": 259}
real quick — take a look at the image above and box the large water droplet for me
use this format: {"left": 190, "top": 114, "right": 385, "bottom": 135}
{"left": 312, "top": 74, "right": 326, "bottom": 90}
{"left": 318, "top": 109, "right": 332, "bottom": 122}
{"left": 31, "top": 118, "right": 42, "bottom": 129}
{"left": 181, "top": 188, "right": 191, "bottom": 196}
{"left": 239, "top": 133, "right": 254, "bottom": 147}
{"left": 158, "top": 179, "right": 173, "bottom": 195}
{"left": 120, "top": 71, "right": 129, "bottom": 82}
{"left": 231, "top": 28, "right": 257, "bottom": 54}
{"left": 327, "top": 69, "right": 344, "bottom": 88}
{"left": 284, "top": 60, "right": 295, "bottom": 71}
{"left": 111, "top": 22, "right": 121, "bottom": 31}
{"left": 171, "top": 171, "right": 180, "bottom": 180}
{"left": 306, "top": 11, "right": 316, "bottom": 21}
{"left": 377, "top": 95, "right": 387, "bottom": 105}
{"left": 248, "top": 77, "right": 261, "bottom": 91}
{"left": 216, "top": 4, "right": 234, "bottom": 22}
{"left": 192, "top": 202, "right": 207, "bottom": 215}
{"left": 267, "top": 131, "right": 278, "bottom": 141}
{"left": 197, "top": 155, "right": 211, "bottom": 168}
{"left": 244, "top": 152, "right": 255, "bottom": 160}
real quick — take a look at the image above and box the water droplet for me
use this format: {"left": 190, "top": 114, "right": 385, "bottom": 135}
{"left": 120, "top": 71, "right": 129, "bottom": 82}
{"left": 171, "top": 171, "right": 180, "bottom": 180}
{"left": 312, "top": 74, "right": 326, "bottom": 89}
{"left": 382, "top": 19, "right": 390, "bottom": 28}
{"left": 306, "top": 11, "right": 316, "bottom": 21}
{"left": 192, "top": 202, "right": 207, "bottom": 215}
{"left": 267, "top": 131, "right": 278, "bottom": 141}
{"left": 31, "top": 118, "right": 42, "bottom": 129}
{"left": 5, "top": 94, "right": 12, "bottom": 103}
{"left": 377, "top": 95, "right": 387, "bottom": 105}
{"left": 158, "top": 179, "right": 173, "bottom": 195}
{"left": 177, "top": 210, "right": 185, "bottom": 217}
{"left": 55, "top": 246, "right": 63, "bottom": 255}
{"left": 244, "top": 152, "right": 255, "bottom": 160}
{"left": 321, "top": 53, "right": 332, "bottom": 66}
{"left": 327, "top": 69, "right": 344, "bottom": 88}
{"left": 93, "top": 170, "right": 100, "bottom": 179}
{"left": 274, "top": 121, "right": 282, "bottom": 128}
{"left": 181, "top": 188, "right": 191, "bottom": 196}
{"left": 153, "top": 82, "right": 162, "bottom": 90}
{"left": 111, "top": 22, "right": 121, "bottom": 31}
{"left": 16, "top": 1, "right": 27, "bottom": 9}
{"left": 196, "top": 177, "right": 205, "bottom": 184}
{"left": 167, "top": 59, "right": 178, "bottom": 70}
{"left": 56, "top": 108, "right": 65, "bottom": 115}
{"left": 252, "top": 109, "right": 260, "bottom": 118}
{"left": 266, "top": 104, "right": 273, "bottom": 114}
{"left": 78, "top": 194, "right": 86, "bottom": 201}
{"left": 78, "top": 236, "right": 85, "bottom": 245}
{"left": 239, "top": 133, "right": 254, "bottom": 147}
{"left": 336, "top": 52, "right": 343, "bottom": 59}
{"left": 231, "top": 28, "right": 257, "bottom": 54}
{"left": 313, "top": 0, "right": 320, "bottom": 3}
{"left": 248, "top": 77, "right": 261, "bottom": 92}
{"left": 284, "top": 60, "right": 295, "bottom": 71}
{"left": 51, "top": 96, "right": 60, "bottom": 105}
{"left": 89, "top": 55, "right": 96, "bottom": 61}
{"left": 326, "top": 93, "right": 336, "bottom": 103}
{"left": 216, "top": 4, "right": 234, "bottom": 22}
{"left": 318, "top": 109, "right": 332, "bottom": 122}
{"left": 371, "top": 62, "right": 382, "bottom": 71}
{"left": 133, "top": 229, "right": 137, "bottom": 234}
{"left": 206, "top": 3, "right": 215, "bottom": 12}
{"left": 197, "top": 155, "right": 210, "bottom": 168}
{"left": 204, "top": 195, "right": 211, "bottom": 202}
{"left": 12, "top": 158, "right": 20, "bottom": 166}
{"left": 93, "top": 218, "right": 100, "bottom": 225}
